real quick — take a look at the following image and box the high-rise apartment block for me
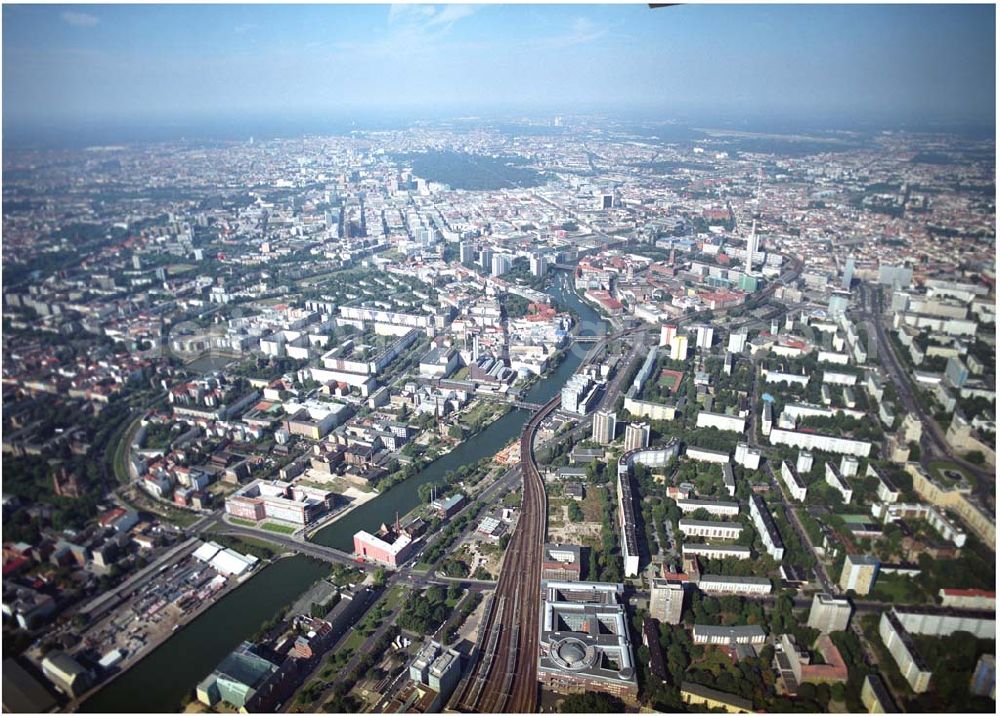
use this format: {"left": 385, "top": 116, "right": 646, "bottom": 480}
{"left": 592, "top": 410, "right": 617, "bottom": 445}
{"left": 649, "top": 579, "right": 685, "bottom": 625}
{"left": 624, "top": 422, "right": 650, "bottom": 452}
{"left": 807, "top": 592, "right": 853, "bottom": 633}
{"left": 839, "top": 554, "right": 880, "bottom": 595}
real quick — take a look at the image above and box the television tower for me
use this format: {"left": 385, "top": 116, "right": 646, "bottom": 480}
{"left": 745, "top": 219, "right": 757, "bottom": 275}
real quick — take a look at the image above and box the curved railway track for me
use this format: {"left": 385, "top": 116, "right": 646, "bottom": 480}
{"left": 449, "top": 254, "right": 806, "bottom": 712}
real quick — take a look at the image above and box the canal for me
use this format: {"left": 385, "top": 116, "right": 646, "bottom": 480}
{"left": 83, "top": 271, "right": 607, "bottom": 712}
{"left": 80, "top": 555, "right": 330, "bottom": 713}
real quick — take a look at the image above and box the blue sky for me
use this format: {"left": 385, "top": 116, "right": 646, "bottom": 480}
{"left": 2, "top": 3, "right": 996, "bottom": 128}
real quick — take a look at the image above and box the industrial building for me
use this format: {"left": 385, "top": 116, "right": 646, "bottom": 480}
{"left": 353, "top": 526, "right": 416, "bottom": 568}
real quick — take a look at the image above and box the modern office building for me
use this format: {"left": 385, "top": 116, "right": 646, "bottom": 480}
{"left": 649, "top": 579, "right": 685, "bottom": 625}
{"left": 538, "top": 581, "right": 638, "bottom": 703}
{"left": 807, "top": 593, "right": 853, "bottom": 633}
{"left": 408, "top": 639, "right": 462, "bottom": 710}
{"left": 592, "top": 410, "right": 617, "bottom": 445}
{"left": 840, "top": 554, "right": 880, "bottom": 596}
{"left": 196, "top": 642, "right": 289, "bottom": 712}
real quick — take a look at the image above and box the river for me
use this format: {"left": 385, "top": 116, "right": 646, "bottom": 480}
{"left": 80, "top": 555, "right": 330, "bottom": 713}
{"left": 82, "top": 271, "right": 606, "bottom": 712}
{"left": 311, "top": 271, "right": 606, "bottom": 552}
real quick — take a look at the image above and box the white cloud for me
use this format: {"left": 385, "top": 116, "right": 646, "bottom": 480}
{"left": 60, "top": 11, "right": 99, "bottom": 28}
{"left": 545, "top": 17, "right": 608, "bottom": 49}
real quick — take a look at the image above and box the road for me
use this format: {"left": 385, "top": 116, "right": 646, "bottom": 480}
{"left": 858, "top": 282, "right": 992, "bottom": 486}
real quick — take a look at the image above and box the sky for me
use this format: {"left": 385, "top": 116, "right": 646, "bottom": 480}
{"left": 2, "top": 3, "right": 996, "bottom": 132}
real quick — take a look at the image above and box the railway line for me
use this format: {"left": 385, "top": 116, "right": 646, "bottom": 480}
{"left": 449, "top": 255, "right": 804, "bottom": 712}
{"left": 452, "top": 326, "right": 636, "bottom": 713}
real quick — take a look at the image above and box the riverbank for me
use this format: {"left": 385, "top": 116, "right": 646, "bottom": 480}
{"left": 73, "top": 552, "right": 279, "bottom": 713}
{"left": 79, "top": 555, "right": 330, "bottom": 713}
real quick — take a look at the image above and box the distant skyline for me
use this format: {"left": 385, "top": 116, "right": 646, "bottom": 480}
{"left": 2, "top": 3, "right": 996, "bottom": 133}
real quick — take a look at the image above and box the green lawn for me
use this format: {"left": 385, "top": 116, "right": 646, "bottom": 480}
{"left": 229, "top": 517, "right": 257, "bottom": 528}
{"left": 871, "top": 573, "right": 927, "bottom": 604}
{"left": 263, "top": 522, "right": 298, "bottom": 534}
{"left": 927, "top": 460, "right": 973, "bottom": 486}
{"left": 384, "top": 586, "right": 407, "bottom": 610}
{"left": 338, "top": 630, "right": 366, "bottom": 654}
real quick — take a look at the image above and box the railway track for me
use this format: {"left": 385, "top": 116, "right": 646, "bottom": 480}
{"left": 449, "top": 256, "right": 807, "bottom": 711}
{"left": 453, "top": 328, "right": 638, "bottom": 713}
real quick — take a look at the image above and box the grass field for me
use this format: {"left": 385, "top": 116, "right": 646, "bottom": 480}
{"left": 871, "top": 573, "right": 926, "bottom": 604}
{"left": 228, "top": 517, "right": 257, "bottom": 528}
{"left": 263, "top": 522, "right": 298, "bottom": 535}
{"left": 927, "top": 459, "right": 973, "bottom": 485}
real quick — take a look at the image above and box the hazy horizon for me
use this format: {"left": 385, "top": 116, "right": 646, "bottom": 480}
{"left": 3, "top": 3, "right": 996, "bottom": 143}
